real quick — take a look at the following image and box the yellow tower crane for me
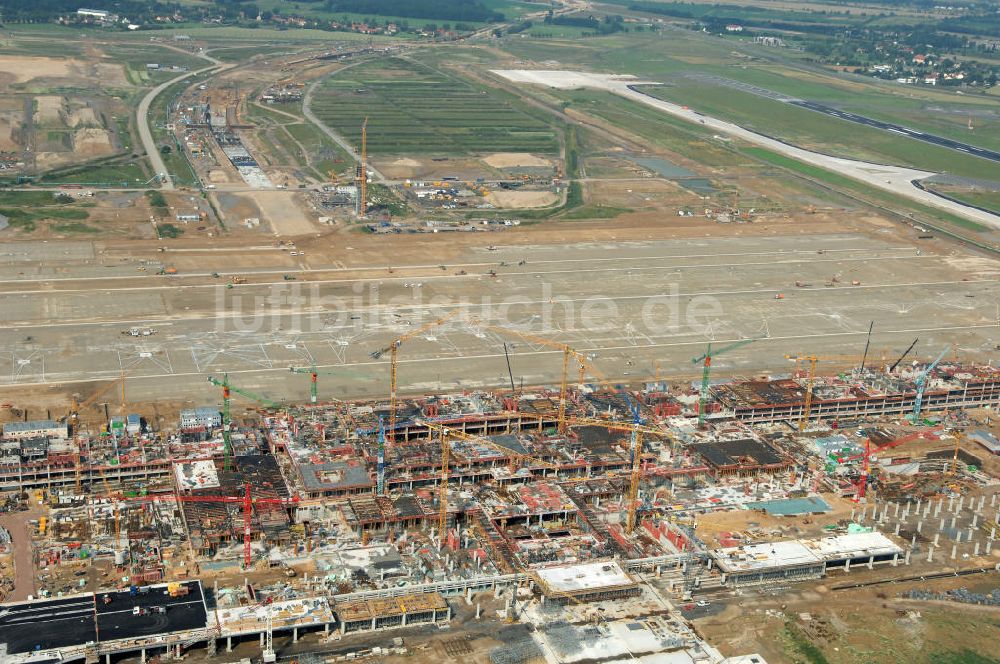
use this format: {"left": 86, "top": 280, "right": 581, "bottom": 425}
{"left": 512, "top": 411, "right": 674, "bottom": 532}
{"left": 784, "top": 354, "right": 863, "bottom": 431}
{"left": 67, "top": 373, "right": 128, "bottom": 492}
{"left": 357, "top": 117, "right": 368, "bottom": 216}
{"left": 438, "top": 425, "right": 450, "bottom": 539}
{"left": 469, "top": 319, "right": 606, "bottom": 434}
{"left": 418, "top": 418, "right": 562, "bottom": 543}
{"left": 370, "top": 310, "right": 460, "bottom": 443}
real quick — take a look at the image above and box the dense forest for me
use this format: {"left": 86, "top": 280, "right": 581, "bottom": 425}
{"left": 1, "top": 0, "right": 179, "bottom": 22}
{"left": 322, "top": 0, "right": 503, "bottom": 22}
{"left": 0, "top": 0, "right": 505, "bottom": 24}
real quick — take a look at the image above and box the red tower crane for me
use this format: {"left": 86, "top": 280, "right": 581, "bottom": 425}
{"left": 128, "top": 482, "right": 299, "bottom": 567}
{"left": 838, "top": 427, "right": 943, "bottom": 501}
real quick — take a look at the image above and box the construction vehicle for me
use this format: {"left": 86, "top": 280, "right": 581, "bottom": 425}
{"left": 122, "top": 327, "right": 156, "bottom": 337}
{"left": 166, "top": 582, "right": 189, "bottom": 598}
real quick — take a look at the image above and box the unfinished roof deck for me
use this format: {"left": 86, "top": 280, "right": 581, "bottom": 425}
{"left": 299, "top": 460, "right": 373, "bottom": 494}
{"left": 692, "top": 439, "right": 787, "bottom": 473}
{"left": 335, "top": 592, "right": 448, "bottom": 623}
{"left": 711, "top": 532, "right": 903, "bottom": 574}
{"left": 534, "top": 561, "right": 640, "bottom": 599}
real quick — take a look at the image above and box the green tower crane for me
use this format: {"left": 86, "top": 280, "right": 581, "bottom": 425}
{"left": 207, "top": 374, "right": 283, "bottom": 471}
{"left": 691, "top": 338, "right": 758, "bottom": 429}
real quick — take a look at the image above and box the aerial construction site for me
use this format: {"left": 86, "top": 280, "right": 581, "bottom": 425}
{"left": 1, "top": 337, "right": 1000, "bottom": 664}
{"left": 2, "top": 2, "right": 1000, "bottom": 663}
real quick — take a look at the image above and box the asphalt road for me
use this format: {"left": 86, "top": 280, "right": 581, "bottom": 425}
{"left": 789, "top": 100, "right": 1000, "bottom": 164}
{"left": 302, "top": 68, "right": 387, "bottom": 183}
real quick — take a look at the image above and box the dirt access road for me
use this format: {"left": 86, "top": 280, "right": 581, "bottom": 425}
{"left": 0, "top": 507, "right": 42, "bottom": 601}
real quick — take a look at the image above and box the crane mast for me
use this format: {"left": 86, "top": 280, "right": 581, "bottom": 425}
{"left": 438, "top": 427, "right": 450, "bottom": 541}
{"left": 377, "top": 416, "right": 386, "bottom": 495}
{"left": 356, "top": 116, "right": 368, "bottom": 216}
{"left": 624, "top": 395, "right": 644, "bottom": 534}
{"left": 911, "top": 345, "right": 950, "bottom": 422}
{"left": 692, "top": 338, "right": 757, "bottom": 429}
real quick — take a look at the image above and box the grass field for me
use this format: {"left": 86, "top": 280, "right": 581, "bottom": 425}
{"left": 101, "top": 43, "right": 207, "bottom": 85}
{"left": 311, "top": 56, "right": 559, "bottom": 155}
{"left": 147, "top": 77, "right": 200, "bottom": 186}
{"left": 926, "top": 187, "right": 1000, "bottom": 216}
{"left": 742, "top": 146, "right": 990, "bottom": 232}
{"left": 41, "top": 160, "right": 149, "bottom": 186}
{"left": 635, "top": 82, "right": 995, "bottom": 180}
{"left": 497, "top": 30, "right": 1000, "bottom": 178}
{"left": 0, "top": 191, "right": 91, "bottom": 232}
{"left": 559, "top": 89, "right": 752, "bottom": 170}
{"left": 284, "top": 122, "right": 354, "bottom": 178}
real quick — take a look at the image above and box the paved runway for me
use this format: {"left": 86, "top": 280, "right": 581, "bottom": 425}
{"left": 789, "top": 100, "right": 1000, "bottom": 164}
{"left": 0, "top": 233, "right": 996, "bottom": 407}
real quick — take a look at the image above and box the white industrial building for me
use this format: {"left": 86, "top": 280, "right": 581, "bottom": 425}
{"left": 180, "top": 407, "right": 222, "bottom": 429}
{"left": 711, "top": 531, "right": 904, "bottom": 587}
{"left": 2, "top": 420, "right": 69, "bottom": 441}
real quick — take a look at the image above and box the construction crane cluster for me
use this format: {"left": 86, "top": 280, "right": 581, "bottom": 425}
{"left": 189, "top": 312, "right": 960, "bottom": 553}
{"left": 128, "top": 482, "right": 299, "bottom": 568}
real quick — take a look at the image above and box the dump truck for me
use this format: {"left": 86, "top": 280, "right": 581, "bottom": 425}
{"left": 166, "top": 582, "right": 189, "bottom": 598}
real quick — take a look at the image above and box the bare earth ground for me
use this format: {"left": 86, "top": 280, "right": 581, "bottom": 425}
{"left": 694, "top": 492, "right": 859, "bottom": 548}
{"left": 696, "top": 569, "right": 1000, "bottom": 664}
{"left": 0, "top": 203, "right": 996, "bottom": 416}
{"left": 240, "top": 190, "right": 318, "bottom": 236}
{"left": 33, "top": 95, "right": 65, "bottom": 125}
{"left": 372, "top": 156, "right": 495, "bottom": 180}
{"left": 72, "top": 127, "right": 114, "bottom": 157}
{"left": 0, "top": 56, "right": 76, "bottom": 84}
{"left": 485, "top": 190, "right": 559, "bottom": 208}
{"left": 0, "top": 506, "right": 43, "bottom": 602}
{"left": 0, "top": 114, "right": 20, "bottom": 152}
{"left": 0, "top": 56, "right": 128, "bottom": 90}
{"left": 482, "top": 152, "right": 552, "bottom": 169}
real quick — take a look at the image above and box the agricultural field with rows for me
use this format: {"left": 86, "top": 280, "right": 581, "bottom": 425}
{"left": 311, "top": 57, "right": 559, "bottom": 155}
